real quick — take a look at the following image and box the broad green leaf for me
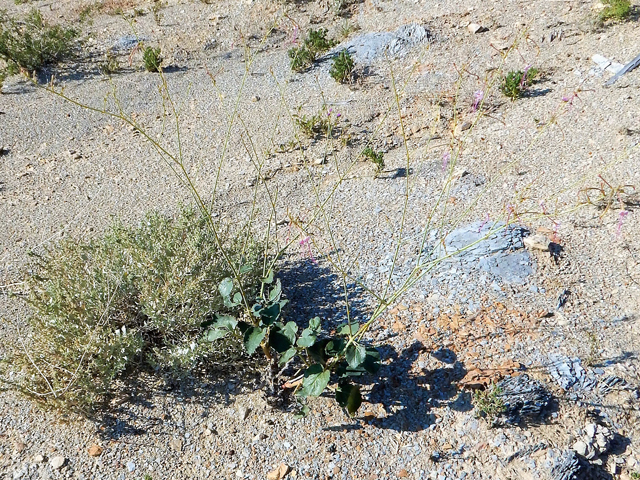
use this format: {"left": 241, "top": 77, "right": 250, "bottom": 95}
{"left": 270, "top": 323, "right": 294, "bottom": 353}
{"left": 345, "top": 343, "right": 367, "bottom": 369}
{"left": 297, "top": 328, "right": 317, "bottom": 348}
{"left": 362, "top": 347, "right": 381, "bottom": 374}
{"left": 205, "top": 328, "right": 228, "bottom": 342}
{"left": 239, "top": 264, "right": 253, "bottom": 274}
{"left": 294, "top": 405, "right": 310, "bottom": 418}
{"left": 215, "top": 314, "right": 237, "bottom": 330}
{"left": 243, "top": 326, "right": 266, "bottom": 355}
{"left": 269, "top": 279, "right": 282, "bottom": 302}
{"left": 278, "top": 347, "right": 296, "bottom": 366}
{"left": 251, "top": 303, "right": 263, "bottom": 317}
{"left": 218, "top": 277, "right": 234, "bottom": 298}
{"left": 338, "top": 322, "right": 360, "bottom": 336}
{"left": 232, "top": 292, "right": 243, "bottom": 304}
{"left": 223, "top": 296, "right": 241, "bottom": 308}
{"left": 336, "top": 382, "right": 362, "bottom": 416}
{"left": 307, "top": 339, "right": 330, "bottom": 364}
{"left": 260, "top": 302, "right": 281, "bottom": 325}
{"left": 309, "top": 316, "right": 321, "bottom": 331}
{"left": 297, "top": 364, "right": 330, "bottom": 397}
{"left": 261, "top": 270, "right": 274, "bottom": 284}
{"left": 325, "top": 338, "right": 346, "bottom": 357}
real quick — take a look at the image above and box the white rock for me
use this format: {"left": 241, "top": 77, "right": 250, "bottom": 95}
{"left": 585, "top": 423, "right": 597, "bottom": 439}
{"left": 467, "top": 23, "right": 486, "bottom": 34}
{"left": 523, "top": 234, "right": 550, "bottom": 251}
{"left": 592, "top": 54, "right": 611, "bottom": 71}
{"left": 49, "top": 456, "right": 65, "bottom": 470}
{"left": 33, "top": 455, "right": 44, "bottom": 463}
{"left": 573, "top": 440, "right": 588, "bottom": 456}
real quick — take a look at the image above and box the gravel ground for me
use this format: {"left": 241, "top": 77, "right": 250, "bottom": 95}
{"left": 1, "top": 0, "right": 640, "bottom": 479}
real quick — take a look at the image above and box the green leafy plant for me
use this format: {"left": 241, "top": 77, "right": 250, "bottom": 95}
{"left": 4, "top": 207, "right": 264, "bottom": 414}
{"left": 599, "top": 0, "right": 631, "bottom": 21}
{"left": 288, "top": 28, "right": 336, "bottom": 72}
{"left": 330, "top": 49, "right": 355, "bottom": 83}
{"left": 143, "top": 46, "right": 162, "bottom": 72}
{"left": 473, "top": 383, "right": 506, "bottom": 422}
{"left": 0, "top": 8, "right": 78, "bottom": 77}
{"left": 630, "top": 472, "right": 640, "bottom": 480}
{"left": 202, "top": 275, "right": 381, "bottom": 416}
{"left": 500, "top": 67, "right": 539, "bottom": 100}
{"left": 293, "top": 105, "right": 339, "bottom": 139}
{"left": 362, "top": 146, "right": 384, "bottom": 175}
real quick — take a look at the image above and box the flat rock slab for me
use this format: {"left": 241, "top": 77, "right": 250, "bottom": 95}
{"left": 330, "top": 24, "right": 431, "bottom": 65}
{"left": 432, "top": 221, "right": 533, "bottom": 285}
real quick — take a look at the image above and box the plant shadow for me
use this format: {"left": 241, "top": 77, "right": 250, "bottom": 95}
{"left": 325, "top": 342, "right": 470, "bottom": 433}
{"left": 279, "top": 256, "right": 370, "bottom": 330}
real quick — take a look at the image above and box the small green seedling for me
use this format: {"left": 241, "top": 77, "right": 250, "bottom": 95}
{"left": 362, "top": 146, "right": 384, "bottom": 175}
{"left": 330, "top": 49, "right": 355, "bottom": 83}
{"left": 288, "top": 28, "right": 336, "bottom": 72}
{"left": 500, "top": 68, "right": 539, "bottom": 100}
{"left": 143, "top": 46, "right": 162, "bottom": 72}
{"left": 599, "top": 0, "right": 631, "bottom": 21}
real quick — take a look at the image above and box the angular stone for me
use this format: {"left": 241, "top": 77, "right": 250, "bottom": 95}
{"left": 87, "top": 444, "right": 103, "bottom": 457}
{"left": 523, "top": 234, "right": 550, "bottom": 251}
{"left": 266, "top": 463, "right": 290, "bottom": 480}
{"left": 467, "top": 23, "right": 487, "bottom": 34}
{"left": 573, "top": 440, "right": 588, "bottom": 456}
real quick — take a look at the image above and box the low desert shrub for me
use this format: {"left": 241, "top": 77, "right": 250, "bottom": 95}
{"left": 330, "top": 49, "right": 355, "bottom": 83}
{"left": 500, "top": 67, "right": 538, "bottom": 100}
{"left": 599, "top": 0, "right": 631, "bottom": 21}
{"left": 0, "top": 8, "right": 78, "bottom": 76}
{"left": 288, "top": 28, "right": 336, "bottom": 72}
{"left": 293, "top": 105, "right": 339, "bottom": 139}
{"left": 4, "top": 207, "right": 264, "bottom": 414}
{"left": 473, "top": 383, "right": 506, "bottom": 422}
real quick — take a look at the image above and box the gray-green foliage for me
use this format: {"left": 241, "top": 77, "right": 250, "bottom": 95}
{"left": 4, "top": 207, "right": 263, "bottom": 414}
{"left": 0, "top": 8, "right": 77, "bottom": 76}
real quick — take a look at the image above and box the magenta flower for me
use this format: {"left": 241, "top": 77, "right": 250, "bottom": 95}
{"left": 299, "top": 236, "right": 317, "bottom": 263}
{"left": 616, "top": 210, "right": 629, "bottom": 238}
{"left": 442, "top": 152, "right": 450, "bottom": 172}
{"left": 520, "top": 65, "right": 532, "bottom": 89}
{"left": 472, "top": 90, "right": 484, "bottom": 111}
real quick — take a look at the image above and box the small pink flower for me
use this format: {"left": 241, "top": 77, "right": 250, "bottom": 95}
{"left": 472, "top": 90, "right": 484, "bottom": 111}
{"left": 442, "top": 152, "right": 450, "bottom": 172}
{"left": 616, "top": 210, "right": 629, "bottom": 238}
{"left": 477, "top": 212, "right": 490, "bottom": 232}
{"left": 520, "top": 65, "right": 532, "bottom": 89}
{"left": 299, "top": 236, "right": 317, "bottom": 263}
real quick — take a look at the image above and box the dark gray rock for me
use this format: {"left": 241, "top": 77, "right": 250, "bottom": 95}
{"left": 431, "top": 221, "right": 533, "bottom": 285}
{"left": 494, "top": 374, "right": 552, "bottom": 426}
